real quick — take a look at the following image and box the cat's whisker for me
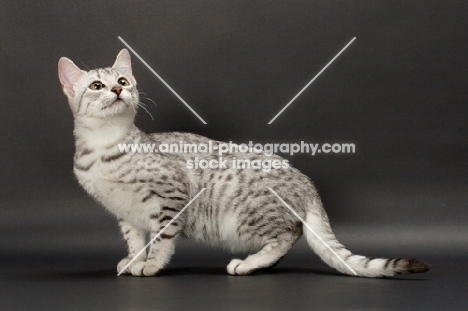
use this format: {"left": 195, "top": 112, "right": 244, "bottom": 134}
{"left": 138, "top": 92, "right": 157, "bottom": 109}
{"left": 136, "top": 101, "right": 154, "bottom": 120}
{"left": 144, "top": 97, "right": 157, "bottom": 109}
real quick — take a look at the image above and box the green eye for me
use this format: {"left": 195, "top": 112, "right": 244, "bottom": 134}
{"left": 89, "top": 81, "right": 104, "bottom": 90}
{"left": 118, "top": 78, "right": 130, "bottom": 86}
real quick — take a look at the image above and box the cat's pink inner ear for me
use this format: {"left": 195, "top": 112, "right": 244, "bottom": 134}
{"left": 58, "top": 57, "right": 86, "bottom": 97}
{"left": 112, "top": 49, "right": 133, "bottom": 77}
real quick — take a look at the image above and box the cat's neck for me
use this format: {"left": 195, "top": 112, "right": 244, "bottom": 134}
{"left": 73, "top": 116, "right": 139, "bottom": 150}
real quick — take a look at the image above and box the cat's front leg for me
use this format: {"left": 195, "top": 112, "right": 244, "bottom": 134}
{"left": 129, "top": 211, "right": 180, "bottom": 276}
{"left": 117, "top": 219, "right": 147, "bottom": 274}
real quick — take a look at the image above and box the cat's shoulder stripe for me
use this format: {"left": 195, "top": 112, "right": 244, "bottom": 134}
{"left": 74, "top": 160, "right": 95, "bottom": 171}
{"left": 102, "top": 152, "right": 125, "bottom": 162}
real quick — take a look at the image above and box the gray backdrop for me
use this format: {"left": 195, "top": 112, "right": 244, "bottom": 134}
{"left": 1, "top": 1, "right": 467, "bottom": 310}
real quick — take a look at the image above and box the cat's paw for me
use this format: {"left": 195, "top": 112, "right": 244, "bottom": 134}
{"left": 117, "top": 257, "right": 134, "bottom": 275}
{"left": 227, "top": 259, "right": 250, "bottom": 275}
{"left": 130, "top": 261, "right": 161, "bottom": 276}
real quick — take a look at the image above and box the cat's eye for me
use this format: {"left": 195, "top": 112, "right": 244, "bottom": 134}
{"left": 89, "top": 81, "right": 104, "bottom": 90}
{"left": 118, "top": 78, "right": 130, "bottom": 86}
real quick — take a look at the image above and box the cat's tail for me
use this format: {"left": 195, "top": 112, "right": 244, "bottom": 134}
{"left": 303, "top": 198, "right": 429, "bottom": 278}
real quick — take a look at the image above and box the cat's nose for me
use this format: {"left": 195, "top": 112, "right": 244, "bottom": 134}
{"left": 111, "top": 86, "right": 122, "bottom": 96}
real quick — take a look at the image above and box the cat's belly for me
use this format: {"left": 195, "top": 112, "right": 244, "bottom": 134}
{"left": 183, "top": 205, "right": 262, "bottom": 253}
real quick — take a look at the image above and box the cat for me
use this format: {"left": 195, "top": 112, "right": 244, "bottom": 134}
{"left": 58, "top": 49, "right": 429, "bottom": 277}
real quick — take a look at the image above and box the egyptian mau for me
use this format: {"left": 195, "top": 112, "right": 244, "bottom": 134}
{"left": 58, "top": 49, "right": 429, "bottom": 277}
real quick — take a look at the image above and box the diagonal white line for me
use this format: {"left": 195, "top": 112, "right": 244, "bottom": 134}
{"left": 268, "top": 188, "right": 358, "bottom": 276}
{"left": 117, "top": 188, "right": 206, "bottom": 276}
{"left": 268, "top": 37, "right": 356, "bottom": 124}
{"left": 118, "top": 36, "right": 207, "bottom": 124}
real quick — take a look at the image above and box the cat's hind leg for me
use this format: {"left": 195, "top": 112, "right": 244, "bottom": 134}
{"left": 227, "top": 237, "right": 297, "bottom": 275}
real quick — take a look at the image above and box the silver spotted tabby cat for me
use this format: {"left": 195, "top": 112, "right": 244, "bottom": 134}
{"left": 58, "top": 49, "right": 429, "bottom": 277}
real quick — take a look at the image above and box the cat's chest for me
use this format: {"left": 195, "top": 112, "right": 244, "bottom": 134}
{"left": 74, "top": 149, "right": 126, "bottom": 191}
{"left": 74, "top": 150, "right": 146, "bottom": 215}
{"left": 74, "top": 147, "right": 182, "bottom": 230}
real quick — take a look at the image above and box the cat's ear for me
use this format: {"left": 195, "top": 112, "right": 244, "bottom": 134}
{"left": 58, "top": 57, "right": 86, "bottom": 98}
{"left": 112, "top": 49, "right": 133, "bottom": 77}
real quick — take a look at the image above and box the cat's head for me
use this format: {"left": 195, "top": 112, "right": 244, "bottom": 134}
{"left": 58, "top": 49, "right": 138, "bottom": 121}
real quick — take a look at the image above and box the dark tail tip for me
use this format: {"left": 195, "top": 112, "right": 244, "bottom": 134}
{"left": 404, "top": 259, "right": 430, "bottom": 274}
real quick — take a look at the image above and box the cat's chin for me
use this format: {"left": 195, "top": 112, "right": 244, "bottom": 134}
{"left": 102, "top": 98, "right": 124, "bottom": 110}
{"left": 104, "top": 110, "right": 135, "bottom": 120}
{"left": 83, "top": 107, "right": 135, "bottom": 122}
{"left": 98, "top": 100, "right": 135, "bottom": 117}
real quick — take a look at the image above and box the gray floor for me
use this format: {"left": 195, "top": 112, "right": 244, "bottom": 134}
{"left": 2, "top": 186, "right": 467, "bottom": 310}
{"left": 1, "top": 237, "right": 467, "bottom": 311}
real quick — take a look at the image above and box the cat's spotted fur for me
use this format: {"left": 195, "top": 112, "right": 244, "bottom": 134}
{"left": 58, "top": 49, "right": 429, "bottom": 277}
